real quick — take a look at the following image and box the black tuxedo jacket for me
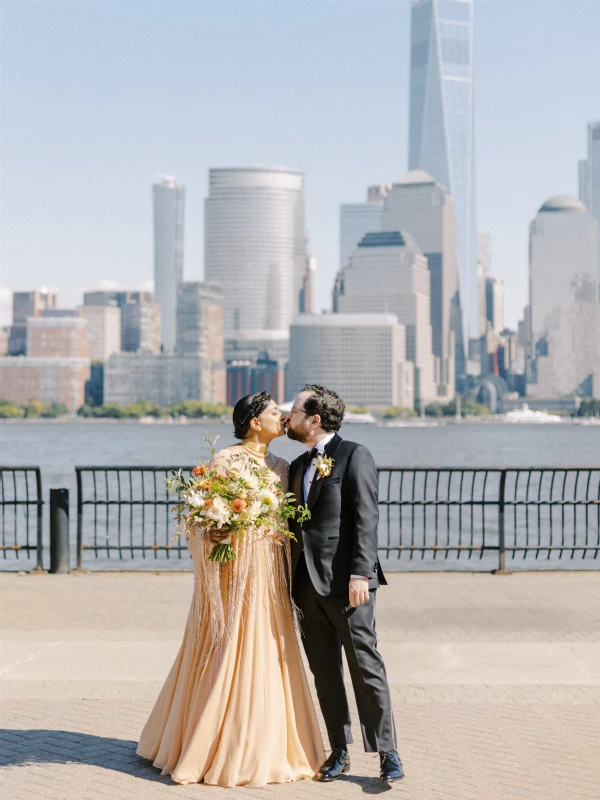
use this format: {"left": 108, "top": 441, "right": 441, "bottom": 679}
{"left": 289, "top": 433, "right": 386, "bottom": 596}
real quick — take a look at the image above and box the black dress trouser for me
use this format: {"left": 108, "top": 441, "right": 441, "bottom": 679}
{"left": 292, "top": 554, "right": 396, "bottom": 753}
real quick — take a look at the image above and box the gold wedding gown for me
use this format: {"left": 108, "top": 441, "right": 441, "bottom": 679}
{"left": 137, "top": 445, "right": 325, "bottom": 787}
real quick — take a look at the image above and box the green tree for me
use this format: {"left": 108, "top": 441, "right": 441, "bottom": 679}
{"left": 41, "top": 402, "right": 69, "bottom": 418}
{"left": 24, "top": 399, "right": 43, "bottom": 418}
{"left": 380, "top": 406, "right": 417, "bottom": 419}
{"left": 0, "top": 399, "right": 23, "bottom": 418}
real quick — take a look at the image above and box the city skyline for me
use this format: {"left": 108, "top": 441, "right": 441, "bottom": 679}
{"left": 1, "top": 1, "right": 599, "bottom": 330}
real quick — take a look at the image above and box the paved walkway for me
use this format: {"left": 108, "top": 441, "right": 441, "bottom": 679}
{"left": 1, "top": 571, "right": 599, "bottom": 799}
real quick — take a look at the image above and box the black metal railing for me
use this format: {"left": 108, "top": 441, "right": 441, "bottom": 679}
{"left": 75, "top": 466, "right": 193, "bottom": 569}
{"left": 74, "top": 466, "right": 600, "bottom": 571}
{"left": 378, "top": 467, "right": 600, "bottom": 570}
{"left": 0, "top": 467, "right": 43, "bottom": 569}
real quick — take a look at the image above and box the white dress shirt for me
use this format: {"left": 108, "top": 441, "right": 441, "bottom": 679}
{"left": 302, "top": 434, "right": 368, "bottom": 581}
{"left": 303, "top": 432, "right": 335, "bottom": 500}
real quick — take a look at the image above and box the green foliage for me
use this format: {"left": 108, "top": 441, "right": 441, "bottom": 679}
{"left": 170, "top": 400, "right": 232, "bottom": 418}
{"left": 24, "top": 399, "right": 43, "bottom": 418}
{"left": 40, "top": 402, "right": 69, "bottom": 418}
{"left": 380, "top": 406, "right": 418, "bottom": 419}
{"left": 347, "top": 406, "right": 371, "bottom": 414}
{"left": 0, "top": 399, "right": 24, "bottom": 418}
{"left": 424, "top": 402, "right": 445, "bottom": 417}
{"left": 577, "top": 398, "right": 600, "bottom": 417}
{"left": 77, "top": 400, "right": 233, "bottom": 419}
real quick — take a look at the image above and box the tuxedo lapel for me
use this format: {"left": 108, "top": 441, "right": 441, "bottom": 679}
{"left": 306, "top": 433, "right": 343, "bottom": 510}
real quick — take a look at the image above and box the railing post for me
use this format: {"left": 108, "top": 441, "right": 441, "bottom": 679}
{"left": 49, "top": 488, "right": 70, "bottom": 574}
{"left": 493, "top": 469, "right": 511, "bottom": 574}
{"left": 76, "top": 468, "right": 83, "bottom": 570}
{"left": 36, "top": 469, "right": 44, "bottom": 571}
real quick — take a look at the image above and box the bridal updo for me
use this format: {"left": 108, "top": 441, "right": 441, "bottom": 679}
{"left": 232, "top": 392, "right": 272, "bottom": 439}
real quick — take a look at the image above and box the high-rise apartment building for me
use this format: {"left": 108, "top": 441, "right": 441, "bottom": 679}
{"left": 339, "top": 185, "right": 389, "bottom": 270}
{"left": 336, "top": 231, "right": 437, "bottom": 406}
{"left": 84, "top": 291, "right": 160, "bottom": 354}
{"left": 528, "top": 195, "right": 599, "bottom": 396}
{"left": 204, "top": 167, "right": 305, "bottom": 366}
{"left": 8, "top": 290, "right": 58, "bottom": 355}
{"left": 299, "top": 253, "right": 316, "bottom": 314}
{"left": 153, "top": 177, "right": 185, "bottom": 353}
{"left": 409, "top": 0, "right": 476, "bottom": 343}
{"left": 288, "top": 313, "right": 414, "bottom": 409}
{"left": 26, "top": 317, "right": 88, "bottom": 359}
{"left": 381, "top": 169, "right": 458, "bottom": 398}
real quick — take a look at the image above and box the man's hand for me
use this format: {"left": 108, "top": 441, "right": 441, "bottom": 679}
{"left": 349, "top": 576, "right": 369, "bottom": 608}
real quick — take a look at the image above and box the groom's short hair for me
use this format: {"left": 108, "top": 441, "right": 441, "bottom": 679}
{"left": 301, "top": 384, "right": 345, "bottom": 432}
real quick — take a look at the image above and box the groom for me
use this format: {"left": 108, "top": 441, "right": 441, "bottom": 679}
{"left": 286, "top": 384, "right": 403, "bottom": 783}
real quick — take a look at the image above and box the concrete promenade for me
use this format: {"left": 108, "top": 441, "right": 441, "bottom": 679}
{"left": 1, "top": 571, "right": 599, "bottom": 799}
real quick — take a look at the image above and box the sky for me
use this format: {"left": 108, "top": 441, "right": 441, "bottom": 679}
{"left": 1, "top": 0, "right": 599, "bottom": 329}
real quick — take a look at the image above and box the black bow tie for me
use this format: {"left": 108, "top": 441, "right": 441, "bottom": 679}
{"left": 302, "top": 447, "right": 319, "bottom": 465}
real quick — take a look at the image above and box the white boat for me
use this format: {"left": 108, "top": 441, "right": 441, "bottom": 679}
{"left": 502, "top": 404, "right": 562, "bottom": 424}
{"left": 343, "top": 411, "right": 377, "bottom": 424}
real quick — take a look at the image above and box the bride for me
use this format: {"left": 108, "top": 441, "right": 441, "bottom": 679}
{"left": 137, "top": 392, "right": 325, "bottom": 787}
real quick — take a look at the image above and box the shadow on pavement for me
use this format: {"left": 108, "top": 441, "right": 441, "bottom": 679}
{"left": 0, "top": 730, "right": 172, "bottom": 785}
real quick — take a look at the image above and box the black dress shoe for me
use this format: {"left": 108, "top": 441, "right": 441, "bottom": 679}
{"left": 317, "top": 748, "right": 350, "bottom": 781}
{"left": 379, "top": 750, "right": 404, "bottom": 782}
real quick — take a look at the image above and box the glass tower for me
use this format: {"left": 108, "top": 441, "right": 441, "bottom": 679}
{"left": 409, "top": 0, "right": 476, "bottom": 346}
{"left": 579, "top": 121, "right": 600, "bottom": 272}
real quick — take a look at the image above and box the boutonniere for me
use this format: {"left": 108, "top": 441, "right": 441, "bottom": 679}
{"left": 315, "top": 455, "right": 334, "bottom": 479}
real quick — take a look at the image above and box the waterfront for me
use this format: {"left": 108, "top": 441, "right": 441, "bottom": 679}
{"left": 2, "top": 421, "right": 599, "bottom": 572}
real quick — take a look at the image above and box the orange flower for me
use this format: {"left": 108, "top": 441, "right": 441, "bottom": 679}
{"left": 202, "top": 498, "right": 213, "bottom": 510}
{"left": 192, "top": 465, "right": 206, "bottom": 477}
{"left": 231, "top": 497, "right": 247, "bottom": 513}
{"left": 199, "top": 480, "right": 213, "bottom": 491}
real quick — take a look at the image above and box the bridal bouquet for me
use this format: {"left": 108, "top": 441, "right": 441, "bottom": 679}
{"left": 166, "top": 440, "right": 310, "bottom": 563}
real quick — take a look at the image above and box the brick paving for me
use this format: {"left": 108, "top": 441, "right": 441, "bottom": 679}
{"left": 1, "top": 572, "right": 599, "bottom": 799}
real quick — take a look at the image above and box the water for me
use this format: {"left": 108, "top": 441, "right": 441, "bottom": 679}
{"left": 2, "top": 420, "right": 599, "bottom": 572}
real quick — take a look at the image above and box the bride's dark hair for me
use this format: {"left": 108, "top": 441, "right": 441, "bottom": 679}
{"left": 232, "top": 392, "right": 271, "bottom": 439}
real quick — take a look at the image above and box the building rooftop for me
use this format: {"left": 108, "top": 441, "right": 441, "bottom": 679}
{"left": 358, "top": 231, "right": 406, "bottom": 248}
{"left": 538, "top": 195, "right": 587, "bottom": 214}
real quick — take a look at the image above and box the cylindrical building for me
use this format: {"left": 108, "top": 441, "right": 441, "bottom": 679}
{"left": 204, "top": 167, "right": 305, "bottom": 365}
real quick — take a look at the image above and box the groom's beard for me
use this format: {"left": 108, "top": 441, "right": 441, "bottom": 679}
{"left": 286, "top": 425, "right": 308, "bottom": 444}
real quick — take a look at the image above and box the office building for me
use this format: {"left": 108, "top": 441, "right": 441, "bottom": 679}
{"left": 579, "top": 121, "right": 600, "bottom": 256}
{"left": 153, "top": 177, "right": 185, "bottom": 353}
{"left": 339, "top": 185, "right": 389, "bottom": 270}
{"left": 381, "top": 169, "right": 458, "bottom": 397}
{"left": 336, "top": 231, "right": 437, "bottom": 406}
{"left": 8, "top": 290, "right": 58, "bottom": 355}
{"left": 79, "top": 304, "right": 121, "bottom": 362}
{"left": 409, "top": 0, "right": 476, "bottom": 340}
{"left": 288, "top": 313, "right": 414, "bottom": 409}
{"left": 528, "top": 195, "right": 599, "bottom": 396}
{"left": 299, "top": 252, "right": 316, "bottom": 314}
{"left": 104, "top": 352, "right": 226, "bottom": 407}
{"left": 204, "top": 167, "right": 305, "bottom": 366}
{"left": 485, "top": 277, "right": 504, "bottom": 334}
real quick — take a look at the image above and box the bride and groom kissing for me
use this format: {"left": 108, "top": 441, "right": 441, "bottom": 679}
{"left": 137, "top": 384, "right": 404, "bottom": 787}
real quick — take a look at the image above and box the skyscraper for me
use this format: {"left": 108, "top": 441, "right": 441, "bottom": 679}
{"left": 204, "top": 167, "right": 305, "bottom": 365}
{"left": 381, "top": 169, "right": 459, "bottom": 398}
{"left": 528, "top": 195, "right": 599, "bottom": 396}
{"left": 336, "top": 231, "right": 437, "bottom": 406}
{"left": 339, "top": 185, "right": 389, "bottom": 270}
{"left": 579, "top": 121, "right": 600, "bottom": 267}
{"left": 153, "top": 177, "right": 185, "bottom": 353}
{"left": 408, "top": 0, "right": 476, "bottom": 345}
